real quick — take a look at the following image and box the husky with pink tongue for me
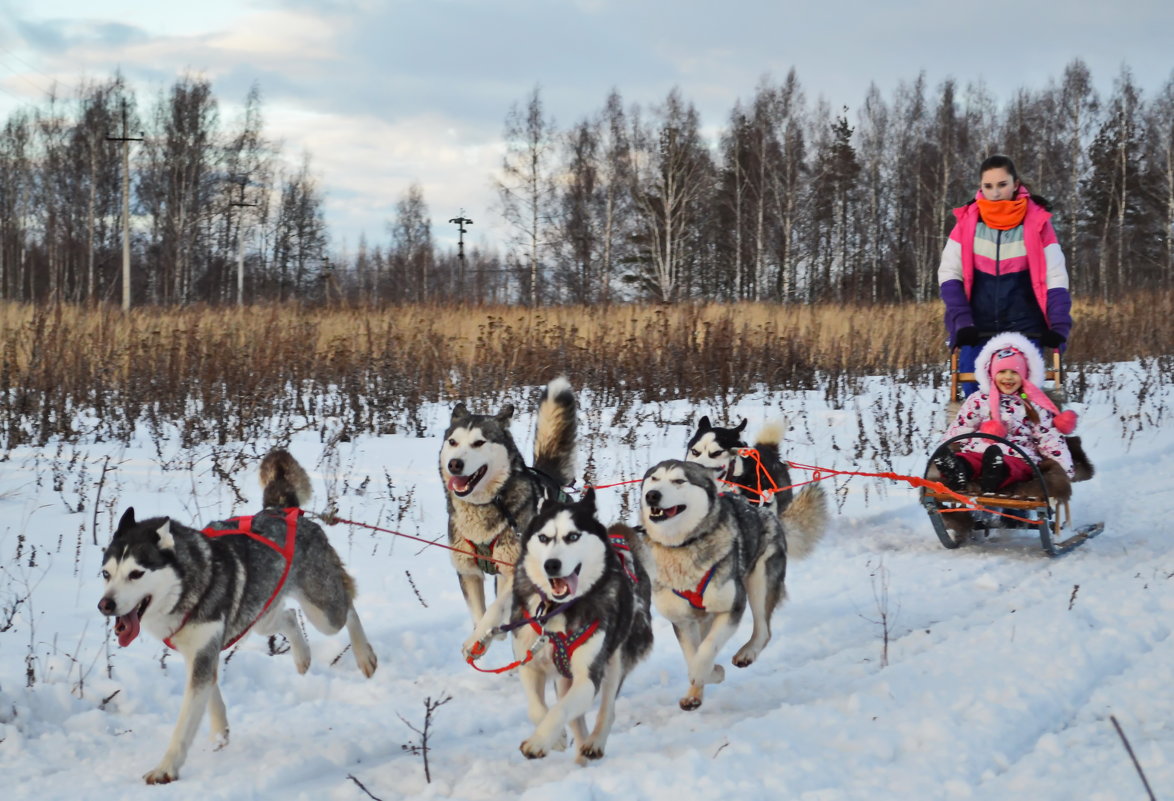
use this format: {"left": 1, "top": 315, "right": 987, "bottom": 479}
{"left": 97, "top": 449, "right": 377, "bottom": 785}
{"left": 440, "top": 377, "right": 578, "bottom": 645}
{"left": 463, "top": 489, "right": 653, "bottom": 764}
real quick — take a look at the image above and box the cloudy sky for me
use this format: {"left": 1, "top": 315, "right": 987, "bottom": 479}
{"left": 0, "top": 0, "right": 1171, "bottom": 254}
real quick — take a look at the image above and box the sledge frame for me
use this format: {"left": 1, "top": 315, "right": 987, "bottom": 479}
{"left": 921, "top": 432, "right": 1103, "bottom": 557}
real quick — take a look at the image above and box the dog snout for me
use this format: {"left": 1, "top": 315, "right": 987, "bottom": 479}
{"left": 645, "top": 490, "right": 661, "bottom": 507}
{"left": 448, "top": 458, "right": 464, "bottom": 475}
{"left": 544, "top": 558, "right": 562, "bottom": 577}
{"left": 98, "top": 596, "right": 116, "bottom": 616}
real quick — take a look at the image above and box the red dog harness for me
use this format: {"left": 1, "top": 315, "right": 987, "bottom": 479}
{"left": 672, "top": 565, "right": 716, "bottom": 610}
{"left": 524, "top": 610, "right": 600, "bottom": 679}
{"left": 164, "top": 508, "right": 301, "bottom": 651}
{"left": 608, "top": 532, "right": 640, "bottom": 583}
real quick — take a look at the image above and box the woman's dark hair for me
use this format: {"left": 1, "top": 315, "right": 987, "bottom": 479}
{"left": 978, "top": 154, "right": 1052, "bottom": 211}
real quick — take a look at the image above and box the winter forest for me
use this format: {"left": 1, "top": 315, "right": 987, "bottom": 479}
{"left": 0, "top": 58, "right": 1172, "bottom": 307}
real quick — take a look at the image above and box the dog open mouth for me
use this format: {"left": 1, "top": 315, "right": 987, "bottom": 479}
{"left": 548, "top": 565, "right": 582, "bottom": 600}
{"left": 447, "top": 464, "right": 487, "bottom": 497}
{"left": 115, "top": 596, "right": 151, "bottom": 647}
{"left": 647, "top": 505, "right": 686, "bottom": 521}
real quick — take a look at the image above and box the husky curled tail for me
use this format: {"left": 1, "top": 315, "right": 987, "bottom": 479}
{"left": 259, "top": 448, "right": 313, "bottom": 508}
{"left": 780, "top": 481, "right": 828, "bottom": 560}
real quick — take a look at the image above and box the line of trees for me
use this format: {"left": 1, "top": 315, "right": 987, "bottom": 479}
{"left": 0, "top": 71, "right": 328, "bottom": 305}
{"left": 2, "top": 60, "right": 1172, "bottom": 307}
{"left": 488, "top": 60, "right": 1174, "bottom": 305}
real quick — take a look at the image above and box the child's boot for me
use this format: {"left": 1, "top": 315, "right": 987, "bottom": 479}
{"left": 933, "top": 451, "right": 972, "bottom": 491}
{"left": 979, "top": 445, "right": 1010, "bottom": 493}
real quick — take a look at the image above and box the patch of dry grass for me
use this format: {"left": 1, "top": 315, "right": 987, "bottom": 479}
{"left": 0, "top": 294, "right": 1169, "bottom": 447}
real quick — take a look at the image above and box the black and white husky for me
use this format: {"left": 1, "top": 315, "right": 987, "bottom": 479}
{"left": 686, "top": 416, "right": 793, "bottom": 510}
{"left": 463, "top": 489, "right": 653, "bottom": 764}
{"left": 97, "top": 449, "right": 377, "bottom": 784}
{"left": 639, "top": 459, "right": 827, "bottom": 710}
{"left": 440, "top": 377, "right": 577, "bottom": 635}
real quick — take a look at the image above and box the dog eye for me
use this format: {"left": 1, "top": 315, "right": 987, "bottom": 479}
{"left": 472, "top": 440, "right": 485, "bottom": 448}
{"left": 565, "top": 532, "right": 580, "bottom": 543}
{"left": 447, "top": 438, "right": 457, "bottom": 447}
{"left": 689, "top": 448, "right": 700, "bottom": 457}
{"left": 101, "top": 569, "right": 110, "bottom": 580}
{"left": 128, "top": 570, "right": 144, "bottom": 581}
{"left": 537, "top": 534, "right": 550, "bottom": 544}
{"left": 672, "top": 479, "right": 685, "bottom": 485}
{"left": 710, "top": 451, "right": 723, "bottom": 459}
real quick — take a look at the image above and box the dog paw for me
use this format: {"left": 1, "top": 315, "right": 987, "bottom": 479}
{"left": 211, "top": 727, "right": 230, "bottom": 751}
{"left": 519, "top": 739, "right": 549, "bottom": 760}
{"left": 355, "top": 645, "right": 378, "bottom": 678}
{"left": 577, "top": 742, "right": 605, "bottom": 762}
{"left": 679, "top": 683, "right": 704, "bottom": 711}
{"left": 143, "top": 765, "right": 178, "bottom": 785}
{"left": 732, "top": 645, "right": 759, "bottom": 668}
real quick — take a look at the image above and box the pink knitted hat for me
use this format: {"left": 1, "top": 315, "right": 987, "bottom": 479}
{"left": 975, "top": 333, "right": 1077, "bottom": 438}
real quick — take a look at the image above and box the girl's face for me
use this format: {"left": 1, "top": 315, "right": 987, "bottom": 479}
{"left": 995, "top": 369, "right": 1023, "bottom": 395}
{"left": 980, "top": 167, "right": 1019, "bottom": 201}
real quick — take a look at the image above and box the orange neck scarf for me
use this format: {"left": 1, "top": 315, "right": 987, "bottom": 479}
{"left": 976, "top": 196, "right": 1028, "bottom": 230}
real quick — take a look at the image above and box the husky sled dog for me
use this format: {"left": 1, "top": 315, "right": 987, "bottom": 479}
{"left": 440, "top": 377, "right": 577, "bottom": 635}
{"left": 463, "top": 489, "right": 653, "bottom": 763}
{"left": 686, "top": 416, "right": 793, "bottom": 511}
{"left": 97, "top": 449, "right": 377, "bottom": 784}
{"left": 639, "top": 459, "right": 826, "bottom": 710}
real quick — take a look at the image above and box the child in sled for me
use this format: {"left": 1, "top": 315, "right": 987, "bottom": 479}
{"left": 934, "top": 331, "right": 1077, "bottom": 494}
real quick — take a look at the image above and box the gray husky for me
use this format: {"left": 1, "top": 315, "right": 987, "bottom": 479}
{"left": 463, "top": 489, "right": 653, "bottom": 764}
{"left": 639, "top": 459, "right": 827, "bottom": 710}
{"left": 686, "top": 416, "right": 793, "bottom": 511}
{"left": 440, "top": 377, "right": 577, "bottom": 635}
{"left": 97, "top": 449, "right": 377, "bottom": 784}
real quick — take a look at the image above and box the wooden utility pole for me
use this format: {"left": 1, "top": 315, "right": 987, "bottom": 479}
{"left": 449, "top": 213, "right": 473, "bottom": 298}
{"left": 230, "top": 177, "right": 258, "bottom": 305}
{"left": 106, "top": 101, "right": 142, "bottom": 310}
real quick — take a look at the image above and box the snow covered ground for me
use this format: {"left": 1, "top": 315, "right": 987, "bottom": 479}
{"left": 1, "top": 364, "right": 1170, "bottom": 800}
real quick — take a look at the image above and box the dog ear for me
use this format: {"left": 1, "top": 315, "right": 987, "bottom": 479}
{"left": 734, "top": 418, "right": 748, "bottom": 434}
{"left": 450, "top": 402, "right": 470, "bottom": 424}
{"left": 697, "top": 415, "right": 712, "bottom": 432}
{"left": 579, "top": 487, "right": 597, "bottom": 515}
{"left": 156, "top": 519, "right": 175, "bottom": 550}
{"left": 116, "top": 507, "right": 136, "bottom": 534}
{"left": 495, "top": 403, "right": 515, "bottom": 424}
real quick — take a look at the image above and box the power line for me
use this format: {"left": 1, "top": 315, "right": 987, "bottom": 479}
{"left": 0, "top": 55, "right": 65, "bottom": 102}
{"left": 0, "top": 44, "right": 71, "bottom": 95}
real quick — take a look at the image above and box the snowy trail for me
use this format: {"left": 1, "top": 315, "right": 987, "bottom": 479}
{"left": 2, "top": 372, "right": 1172, "bottom": 800}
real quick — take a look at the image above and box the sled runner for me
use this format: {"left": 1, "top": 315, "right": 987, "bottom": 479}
{"left": 921, "top": 432, "right": 1103, "bottom": 556}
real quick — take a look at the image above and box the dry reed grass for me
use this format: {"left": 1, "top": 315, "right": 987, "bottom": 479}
{"left": 0, "top": 294, "right": 1169, "bottom": 447}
